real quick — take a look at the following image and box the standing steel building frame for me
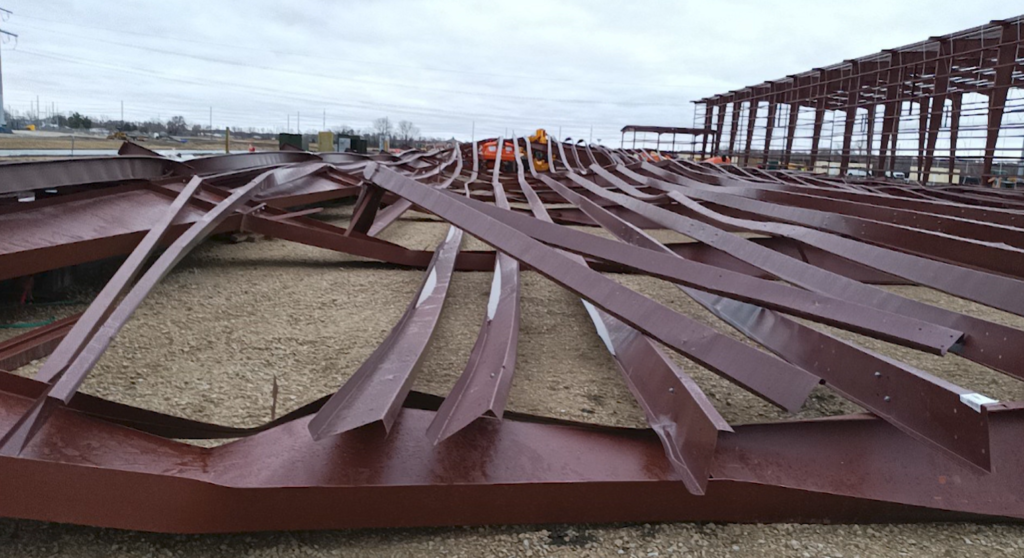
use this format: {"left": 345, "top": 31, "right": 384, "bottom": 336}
{"left": 3, "top": 138, "right": 1024, "bottom": 531}
{"left": 694, "top": 16, "right": 1024, "bottom": 184}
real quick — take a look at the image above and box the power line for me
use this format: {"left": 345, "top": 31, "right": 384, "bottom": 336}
{"left": 13, "top": 23, "right": 690, "bottom": 108}
{"left": 10, "top": 48, "right": 634, "bottom": 130}
{"left": 12, "top": 13, "right": 724, "bottom": 92}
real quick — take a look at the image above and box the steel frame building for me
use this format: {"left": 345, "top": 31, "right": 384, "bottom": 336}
{"left": 694, "top": 16, "right": 1024, "bottom": 183}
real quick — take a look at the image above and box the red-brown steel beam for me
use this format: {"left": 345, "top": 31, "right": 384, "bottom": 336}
{"left": 949, "top": 93, "right": 963, "bottom": 184}
{"left": 982, "top": 23, "right": 1018, "bottom": 180}
{"left": 808, "top": 73, "right": 827, "bottom": 170}
{"left": 923, "top": 40, "right": 953, "bottom": 184}
{"left": 727, "top": 101, "right": 741, "bottom": 158}
{"left": 648, "top": 170, "right": 1024, "bottom": 305}
{"left": 631, "top": 162, "right": 1024, "bottom": 385}
{"left": 762, "top": 99, "right": 778, "bottom": 165}
{"left": 561, "top": 167, "right": 991, "bottom": 470}
{"left": 692, "top": 179, "right": 1024, "bottom": 279}
{"left": 782, "top": 100, "right": 799, "bottom": 167}
{"left": 309, "top": 225, "right": 463, "bottom": 440}
{"left": 366, "top": 163, "right": 819, "bottom": 413}
{"left": 1, "top": 164, "right": 331, "bottom": 457}
{"left": 2, "top": 389, "right": 1024, "bottom": 532}
{"left": 917, "top": 96, "right": 931, "bottom": 183}
{"left": 426, "top": 150, "right": 522, "bottom": 445}
{"left": 515, "top": 151, "right": 728, "bottom": 495}
{"left": 705, "top": 180, "right": 1024, "bottom": 252}
{"left": 714, "top": 99, "right": 728, "bottom": 156}
{"left": 0, "top": 156, "right": 188, "bottom": 196}
{"left": 876, "top": 54, "right": 900, "bottom": 175}
{"left": 0, "top": 314, "right": 81, "bottom": 373}
{"left": 458, "top": 184, "right": 959, "bottom": 354}
{"left": 864, "top": 103, "right": 876, "bottom": 172}
{"left": 29, "top": 177, "right": 205, "bottom": 388}
{"left": 700, "top": 103, "right": 714, "bottom": 158}
{"left": 742, "top": 100, "right": 758, "bottom": 166}
{"left": 839, "top": 63, "right": 861, "bottom": 175}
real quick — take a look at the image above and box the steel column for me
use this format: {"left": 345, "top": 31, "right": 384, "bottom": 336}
{"left": 783, "top": 101, "right": 799, "bottom": 166}
{"left": 982, "top": 24, "right": 1018, "bottom": 180}
{"left": 922, "top": 41, "right": 953, "bottom": 184}
{"left": 763, "top": 100, "right": 778, "bottom": 165}
{"left": 714, "top": 100, "right": 727, "bottom": 156}
{"left": 839, "top": 63, "right": 861, "bottom": 175}
{"left": 727, "top": 101, "right": 741, "bottom": 158}
{"left": 917, "top": 96, "right": 931, "bottom": 183}
{"left": 948, "top": 93, "right": 963, "bottom": 184}
{"left": 742, "top": 100, "right": 758, "bottom": 166}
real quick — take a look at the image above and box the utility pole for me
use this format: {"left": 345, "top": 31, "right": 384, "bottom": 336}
{"left": 297, "top": 111, "right": 300, "bottom": 133}
{"left": 471, "top": 121, "right": 475, "bottom": 143}
{"left": 209, "top": 106, "right": 212, "bottom": 130}
{"left": 589, "top": 125, "right": 593, "bottom": 144}
{"left": 120, "top": 100, "right": 123, "bottom": 123}
{"left": 322, "top": 109, "right": 325, "bottom": 131}
{"left": 0, "top": 7, "right": 10, "bottom": 132}
{"left": 287, "top": 114, "right": 290, "bottom": 132}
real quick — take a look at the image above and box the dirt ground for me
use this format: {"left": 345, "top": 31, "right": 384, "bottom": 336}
{"left": 2, "top": 204, "right": 1024, "bottom": 556}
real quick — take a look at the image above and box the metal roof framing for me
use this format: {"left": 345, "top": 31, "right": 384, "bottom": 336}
{"left": 1, "top": 137, "right": 1024, "bottom": 531}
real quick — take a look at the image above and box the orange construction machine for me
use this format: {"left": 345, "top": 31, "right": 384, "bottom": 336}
{"left": 480, "top": 130, "right": 553, "bottom": 172}
{"left": 480, "top": 140, "right": 520, "bottom": 172}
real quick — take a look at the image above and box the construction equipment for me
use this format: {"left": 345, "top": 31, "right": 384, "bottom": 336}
{"left": 529, "top": 129, "right": 551, "bottom": 171}
{"left": 480, "top": 139, "right": 521, "bottom": 172}
{"left": 639, "top": 151, "right": 670, "bottom": 162}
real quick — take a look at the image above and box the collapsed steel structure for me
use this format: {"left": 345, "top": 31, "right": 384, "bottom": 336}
{"left": 2, "top": 138, "right": 1024, "bottom": 532}
{"left": 694, "top": 16, "right": 1024, "bottom": 183}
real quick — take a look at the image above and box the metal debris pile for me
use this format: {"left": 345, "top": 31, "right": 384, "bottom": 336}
{"left": 1, "top": 138, "right": 1023, "bottom": 532}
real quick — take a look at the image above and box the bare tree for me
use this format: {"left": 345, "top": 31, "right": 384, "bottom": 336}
{"left": 166, "top": 115, "right": 188, "bottom": 136}
{"left": 397, "top": 120, "right": 419, "bottom": 143}
{"left": 372, "top": 117, "right": 392, "bottom": 139}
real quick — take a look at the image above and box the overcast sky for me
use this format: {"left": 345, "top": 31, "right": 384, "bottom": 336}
{"left": 0, "top": 0, "right": 1019, "bottom": 142}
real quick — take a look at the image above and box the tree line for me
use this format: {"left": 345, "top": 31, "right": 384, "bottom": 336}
{"left": 3, "top": 109, "right": 446, "bottom": 146}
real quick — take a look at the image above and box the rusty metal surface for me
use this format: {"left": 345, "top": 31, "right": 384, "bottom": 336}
{"left": 1, "top": 140, "right": 1024, "bottom": 530}
{"left": 426, "top": 159, "right": 522, "bottom": 444}
{"left": 366, "top": 163, "right": 820, "bottom": 413}
{"left": 514, "top": 146, "right": 730, "bottom": 494}
{"left": 0, "top": 314, "right": 80, "bottom": 372}
{"left": 309, "top": 225, "right": 463, "bottom": 439}
{"left": 693, "top": 17, "right": 1024, "bottom": 182}
{"left": 0, "top": 388, "right": 1023, "bottom": 532}
{"left": 0, "top": 156, "right": 188, "bottom": 195}
{"left": 639, "top": 162, "right": 1024, "bottom": 316}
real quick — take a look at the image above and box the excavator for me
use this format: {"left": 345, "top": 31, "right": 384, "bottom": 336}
{"left": 479, "top": 129, "right": 551, "bottom": 172}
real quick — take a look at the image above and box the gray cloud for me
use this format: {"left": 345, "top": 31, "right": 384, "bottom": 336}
{"left": 1, "top": 0, "right": 1017, "bottom": 142}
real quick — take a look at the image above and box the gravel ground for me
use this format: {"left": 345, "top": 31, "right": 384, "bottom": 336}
{"left": 2, "top": 203, "right": 1023, "bottom": 556}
